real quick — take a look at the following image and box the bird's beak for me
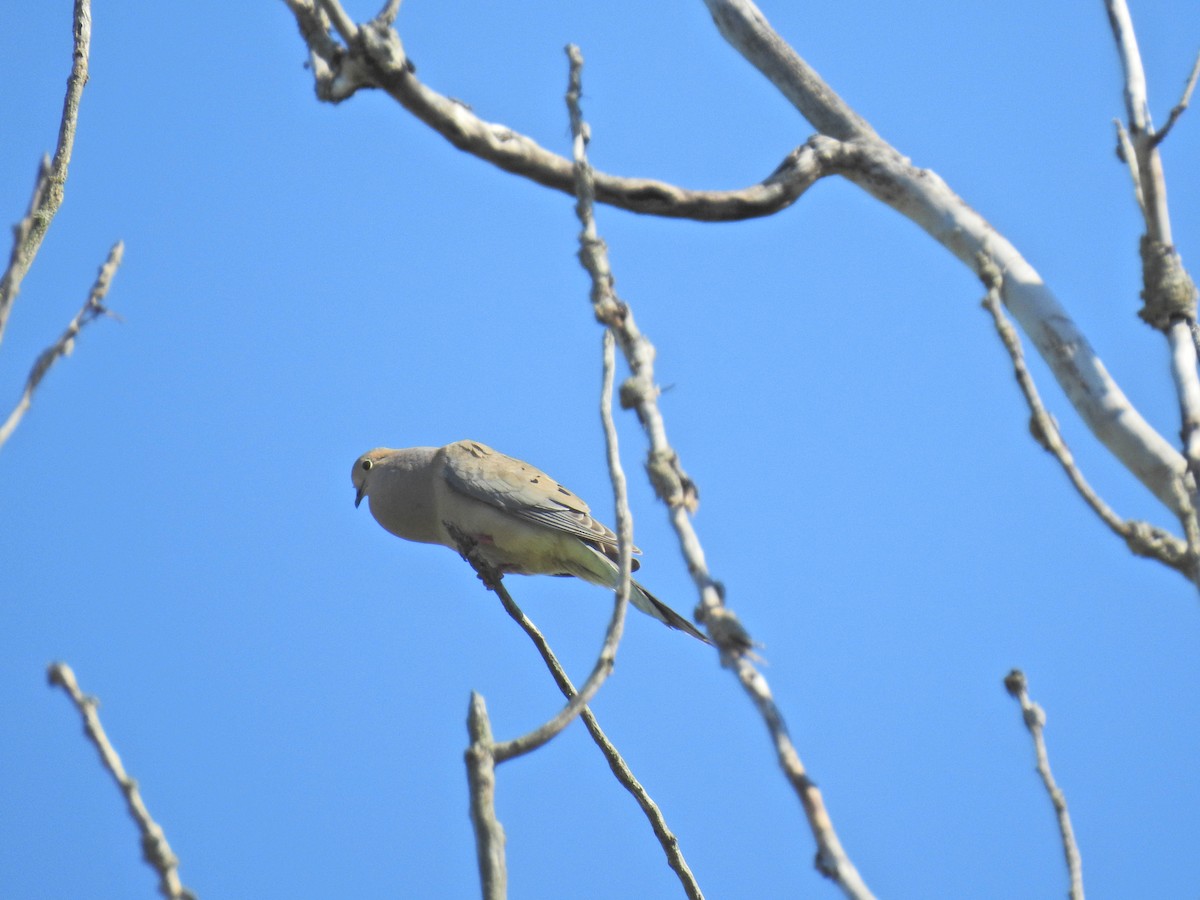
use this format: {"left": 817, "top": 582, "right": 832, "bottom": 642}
{"left": 354, "top": 485, "right": 366, "bottom": 508}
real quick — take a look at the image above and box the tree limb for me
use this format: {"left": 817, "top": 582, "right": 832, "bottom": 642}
{"left": 281, "top": 0, "right": 824, "bottom": 221}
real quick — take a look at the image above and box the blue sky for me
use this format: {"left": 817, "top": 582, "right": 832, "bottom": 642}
{"left": 3, "top": 1, "right": 1198, "bottom": 898}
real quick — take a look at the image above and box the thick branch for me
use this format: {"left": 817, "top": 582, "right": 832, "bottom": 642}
{"left": 0, "top": 241, "right": 123, "bottom": 451}
{"left": 47, "top": 663, "right": 195, "bottom": 900}
{"left": 282, "top": 0, "right": 823, "bottom": 221}
{"left": 702, "top": 0, "right": 876, "bottom": 140}
{"left": 700, "top": 1, "right": 1191, "bottom": 521}
{"left": 1004, "top": 670, "right": 1084, "bottom": 900}
{"left": 0, "top": 0, "right": 92, "bottom": 346}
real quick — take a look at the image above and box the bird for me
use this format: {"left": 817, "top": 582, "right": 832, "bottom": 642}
{"left": 351, "top": 439, "right": 709, "bottom": 643}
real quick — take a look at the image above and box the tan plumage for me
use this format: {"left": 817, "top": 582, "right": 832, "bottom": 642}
{"left": 351, "top": 440, "right": 708, "bottom": 643}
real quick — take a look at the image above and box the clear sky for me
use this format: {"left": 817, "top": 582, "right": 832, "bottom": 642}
{"left": 3, "top": 2, "right": 1198, "bottom": 898}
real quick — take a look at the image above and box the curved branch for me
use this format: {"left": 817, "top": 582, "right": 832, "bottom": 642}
{"left": 701, "top": 0, "right": 1191, "bottom": 523}
{"left": 283, "top": 0, "right": 823, "bottom": 221}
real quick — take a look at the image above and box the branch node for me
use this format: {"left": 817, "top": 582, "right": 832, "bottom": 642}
{"left": 1138, "top": 235, "right": 1198, "bottom": 330}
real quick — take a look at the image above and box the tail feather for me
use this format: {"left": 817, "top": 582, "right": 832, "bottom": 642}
{"left": 631, "top": 580, "right": 711, "bottom": 644}
{"left": 574, "top": 544, "right": 710, "bottom": 643}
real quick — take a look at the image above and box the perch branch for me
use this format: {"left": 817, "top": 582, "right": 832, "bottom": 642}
{"left": 446, "top": 524, "right": 627, "bottom": 764}
{"left": 0, "top": 241, "right": 123, "bottom": 450}
{"left": 0, "top": 0, "right": 93, "bottom": 346}
{"left": 47, "top": 663, "right": 195, "bottom": 900}
{"left": 1004, "top": 670, "right": 1084, "bottom": 900}
{"left": 489, "top": 576, "right": 704, "bottom": 899}
{"left": 568, "top": 44, "right": 873, "bottom": 900}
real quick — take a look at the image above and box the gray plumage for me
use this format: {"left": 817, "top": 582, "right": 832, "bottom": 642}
{"left": 351, "top": 439, "right": 708, "bottom": 643}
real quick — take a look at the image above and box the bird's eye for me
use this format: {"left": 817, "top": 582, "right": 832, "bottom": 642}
{"left": 361, "top": 459, "right": 373, "bottom": 471}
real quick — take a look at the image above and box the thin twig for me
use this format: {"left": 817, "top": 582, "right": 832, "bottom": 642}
{"left": 1153, "top": 49, "right": 1200, "bottom": 146}
{"left": 1003, "top": 670, "right": 1084, "bottom": 900}
{"left": 566, "top": 44, "right": 873, "bottom": 900}
{"left": 0, "top": 0, "right": 93, "bottom": 346}
{"left": 47, "top": 663, "right": 196, "bottom": 900}
{"left": 465, "top": 692, "right": 506, "bottom": 900}
{"left": 600, "top": 328, "right": 635, "bottom": 632}
{"left": 977, "top": 256, "right": 1192, "bottom": 576}
{"left": 487, "top": 581, "right": 704, "bottom": 899}
{"left": 446, "top": 524, "right": 627, "bottom": 764}
{"left": 0, "top": 240, "right": 123, "bottom": 450}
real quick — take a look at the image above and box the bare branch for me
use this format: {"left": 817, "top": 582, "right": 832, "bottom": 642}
{"left": 489, "top": 578, "right": 704, "bottom": 899}
{"left": 281, "top": 0, "right": 825, "bottom": 221}
{"left": 0, "top": 240, "right": 123, "bottom": 451}
{"left": 1153, "top": 49, "right": 1200, "bottom": 146}
{"left": 1004, "top": 670, "right": 1084, "bottom": 900}
{"left": 977, "top": 256, "right": 1193, "bottom": 577}
{"left": 283, "top": 0, "right": 1197, "bottom": 524}
{"left": 0, "top": 0, "right": 93, "bottom": 346}
{"left": 47, "top": 663, "right": 195, "bottom": 900}
{"left": 465, "top": 692, "right": 506, "bottom": 900}
{"left": 568, "top": 44, "right": 873, "bottom": 899}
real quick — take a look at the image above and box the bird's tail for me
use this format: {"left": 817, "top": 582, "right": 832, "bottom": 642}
{"left": 576, "top": 545, "right": 709, "bottom": 643}
{"left": 629, "top": 580, "right": 711, "bottom": 644}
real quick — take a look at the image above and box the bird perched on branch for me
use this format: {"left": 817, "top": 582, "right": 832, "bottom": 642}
{"left": 351, "top": 439, "right": 708, "bottom": 643}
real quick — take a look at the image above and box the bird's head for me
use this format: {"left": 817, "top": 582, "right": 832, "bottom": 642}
{"left": 351, "top": 448, "right": 393, "bottom": 508}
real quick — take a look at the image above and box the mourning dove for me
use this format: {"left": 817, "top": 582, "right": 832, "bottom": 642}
{"left": 351, "top": 439, "right": 709, "bottom": 643}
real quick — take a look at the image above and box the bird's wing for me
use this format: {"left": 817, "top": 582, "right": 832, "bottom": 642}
{"left": 441, "top": 440, "right": 631, "bottom": 551}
